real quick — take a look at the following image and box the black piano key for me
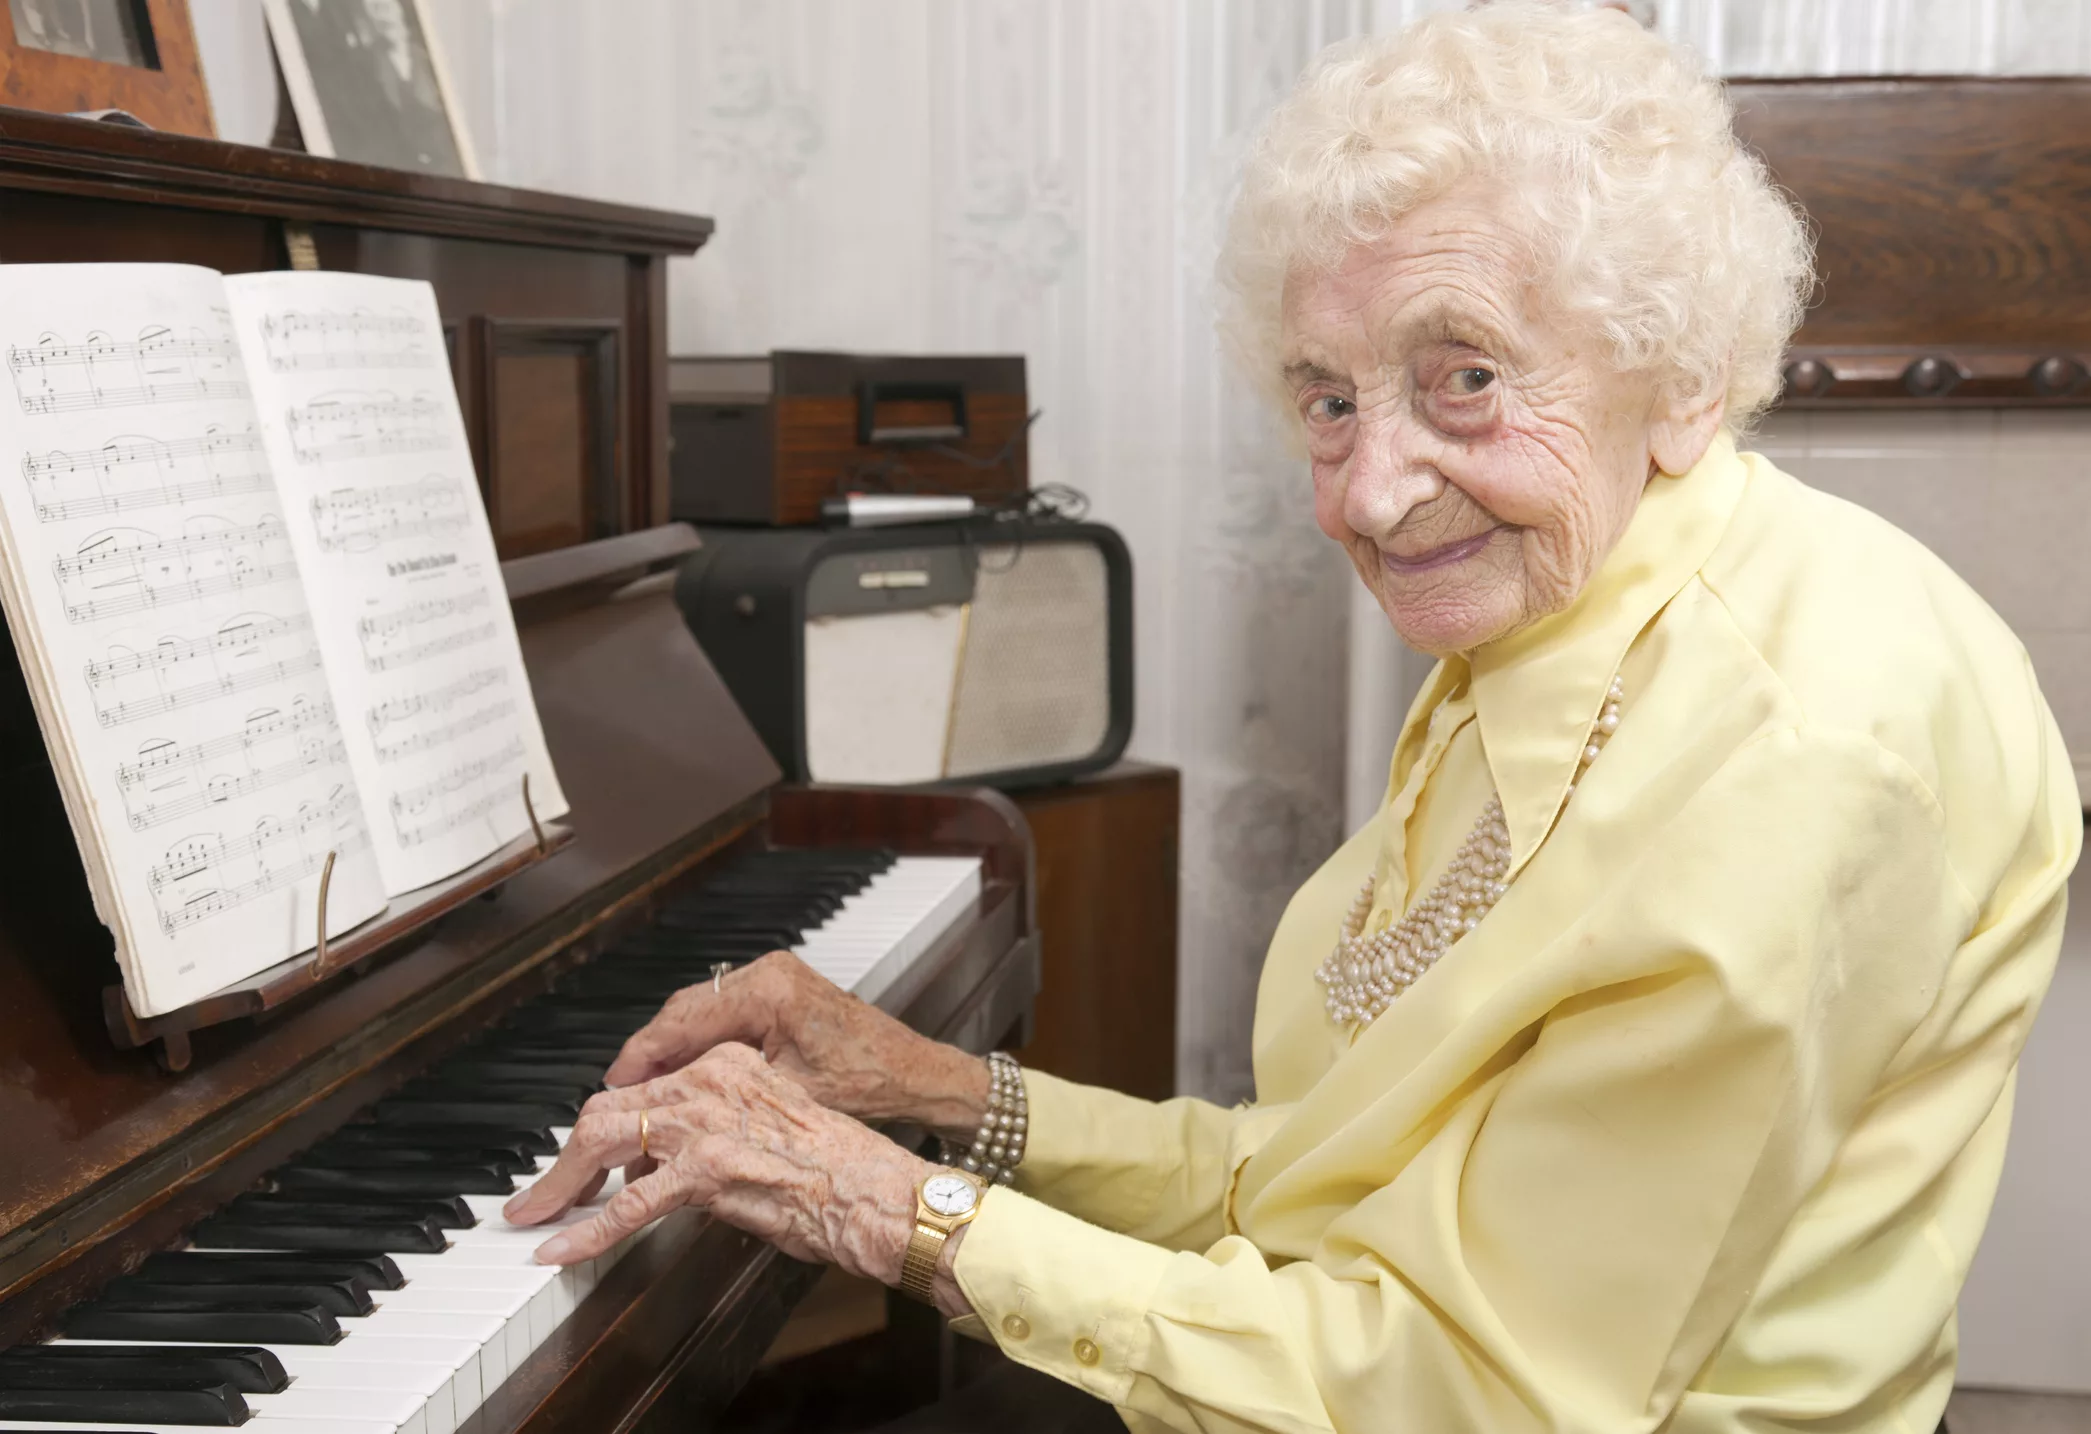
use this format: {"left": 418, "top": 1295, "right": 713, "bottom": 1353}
{"left": 327, "top": 1121, "right": 559, "bottom": 1157}
{"left": 0, "top": 1382, "right": 247, "bottom": 1425}
{"left": 431, "top": 1060, "right": 606, "bottom": 1087}
{"left": 140, "top": 1249, "right": 409, "bottom": 1291}
{"left": 499, "top": 1010, "right": 652, "bottom": 1040}
{"left": 295, "top": 1141, "right": 537, "bottom": 1176}
{"left": 647, "top": 917, "right": 804, "bottom": 945}
{"left": 65, "top": 1302, "right": 342, "bottom": 1345}
{"left": 190, "top": 1214, "right": 446, "bottom": 1255}
{"left": 602, "top": 933, "right": 770, "bottom": 961}
{"left": 396, "top": 1077, "right": 598, "bottom": 1108}
{"left": 222, "top": 1194, "right": 476, "bottom": 1231}
{"left": 273, "top": 1162, "right": 516, "bottom": 1197}
{"left": 101, "top": 1274, "right": 371, "bottom": 1318}
{"left": 0, "top": 1343, "right": 288, "bottom": 1394}
{"left": 369, "top": 1097, "right": 579, "bottom": 1129}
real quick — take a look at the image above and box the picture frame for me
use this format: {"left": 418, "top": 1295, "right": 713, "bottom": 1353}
{"left": 261, "top": 0, "right": 479, "bottom": 180}
{"left": 0, "top": 0, "right": 216, "bottom": 138}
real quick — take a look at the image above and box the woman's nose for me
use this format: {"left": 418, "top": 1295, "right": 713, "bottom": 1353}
{"left": 1343, "top": 416, "right": 1444, "bottom": 538}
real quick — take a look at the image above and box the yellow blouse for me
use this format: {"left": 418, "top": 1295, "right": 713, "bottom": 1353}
{"left": 951, "top": 432, "right": 2081, "bottom": 1433}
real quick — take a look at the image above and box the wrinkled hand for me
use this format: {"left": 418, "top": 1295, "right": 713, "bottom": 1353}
{"left": 504, "top": 1042, "right": 936, "bottom": 1283}
{"left": 603, "top": 950, "right": 988, "bottom": 1140}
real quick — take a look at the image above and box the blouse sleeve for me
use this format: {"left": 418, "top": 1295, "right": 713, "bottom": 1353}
{"left": 953, "top": 729, "right": 2038, "bottom": 1432}
{"left": 1013, "top": 1070, "right": 1290, "bottom": 1252}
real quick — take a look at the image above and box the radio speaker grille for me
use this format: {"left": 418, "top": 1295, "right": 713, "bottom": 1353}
{"left": 945, "top": 542, "right": 1111, "bottom": 778}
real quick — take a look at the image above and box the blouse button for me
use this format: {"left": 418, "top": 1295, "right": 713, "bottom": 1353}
{"left": 1073, "top": 1338, "right": 1101, "bottom": 1367}
{"left": 1001, "top": 1314, "right": 1031, "bottom": 1341}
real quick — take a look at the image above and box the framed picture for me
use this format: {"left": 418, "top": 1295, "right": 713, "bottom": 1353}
{"left": 261, "top": 0, "right": 479, "bottom": 180}
{"left": 0, "top": 0, "right": 216, "bottom": 137}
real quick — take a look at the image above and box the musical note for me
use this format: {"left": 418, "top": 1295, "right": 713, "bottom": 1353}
{"left": 149, "top": 788, "right": 370, "bottom": 936}
{"left": 373, "top": 698, "right": 516, "bottom": 764}
{"left": 86, "top": 612, "right": 323, "bottom": 727}
{"left": 8, "top": 322, "right": 247, "bottom": 416}
{"left": 365, "top": 621, "right": 497, "bottom": 674}
{"left": 259, "top": 307, "right": 438, "bottom": 373}
{"left": 23, "top": 427, "right": 269, "bottom": 522}
{"left": 355, "top": 588, "right": 489, "bottom": 657}
{"left": 311, "top": 476, "right": 466, "bottom": 553}
{"left": 391, "top": 738, "right": 526, "bottom": 848}
{"left": 286, "top": 392, "right": 446, "bottom": 464}
{"left": 117, "top": 699, "right": 345, "bottom": 830}
{"left": 365, "top": 667, "right": 507, "bottom": 737}
{"left": 55, "top": 517, "right": 302, "bottom": 624}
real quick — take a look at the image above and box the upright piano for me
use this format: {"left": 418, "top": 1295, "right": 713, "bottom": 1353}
{"left": 0, "top": 109, "right": 1041, "bottom": 1432}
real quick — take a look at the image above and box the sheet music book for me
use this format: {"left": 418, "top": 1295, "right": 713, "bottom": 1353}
{"left": 0, "top": 264, "right": 570, "bottom": 1018}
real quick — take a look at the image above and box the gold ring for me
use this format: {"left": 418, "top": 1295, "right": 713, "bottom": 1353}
{"left": 638, "top": 1109, "right": 650, "bottom": 1160}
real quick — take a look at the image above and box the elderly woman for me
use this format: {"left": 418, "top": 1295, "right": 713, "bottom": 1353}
{"left": 506, "top": 7, "right": 2079, "bottom": 1431}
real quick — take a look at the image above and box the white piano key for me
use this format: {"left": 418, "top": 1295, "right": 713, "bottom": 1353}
{"left": 248, "top": 1385, "right": 427, "bottom": 1434}
{"left": 795, "top": 855, "right": 981, "bottom": 1003}
{"left": 275, "top": 1359, "right": 459, "bottom": 1434}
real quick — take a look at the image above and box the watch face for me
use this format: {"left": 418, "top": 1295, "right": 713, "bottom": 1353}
{"left": 922, "top": 1173, "right": 979, "bottom": 1217}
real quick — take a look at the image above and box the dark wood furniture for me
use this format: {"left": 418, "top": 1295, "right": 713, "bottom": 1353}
{"left": 0, "top": 113, "right": 1042, "bottom": 1434}
{"left": 0, "top": 0, "right": 214, "bottom": 139}
{"left": 1731, "top": 79, "right": 2091, "bottom": 408}
{"left": 668, "top": 353, "right": 1031, "bottom": 526}
{"left": 1013, "top": 763, "right": 1179, "bottom": 1101}
{"left": 0, "top": 103, "right": 703, "bottom": 556}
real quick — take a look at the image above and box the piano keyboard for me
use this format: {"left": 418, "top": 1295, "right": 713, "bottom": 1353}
{"left": 5, "top": 848, "right": 982, "bottom": 1434}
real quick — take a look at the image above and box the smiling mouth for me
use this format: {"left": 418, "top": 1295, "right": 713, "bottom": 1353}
{"left": 1379, "top": 527, "right": 1503, "bottom": 575}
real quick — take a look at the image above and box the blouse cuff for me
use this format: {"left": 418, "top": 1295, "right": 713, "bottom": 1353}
{"left": 953, "top": 1185, "right": 1175, "bottom": 1404}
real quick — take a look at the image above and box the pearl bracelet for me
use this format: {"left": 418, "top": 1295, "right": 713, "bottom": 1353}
{"left": 942, "top": 1051, "right": 1028, "bottom": 1186}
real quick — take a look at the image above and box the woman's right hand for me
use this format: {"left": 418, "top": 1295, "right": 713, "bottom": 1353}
{"left": 602, "top": 949, "right": 992, "bottom": 1140}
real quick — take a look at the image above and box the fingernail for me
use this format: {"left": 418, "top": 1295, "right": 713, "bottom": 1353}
{"left": 502, "top": 1194, "right": 531, "bottom": 1222}
{"left": 535, "top": 1234, "right": 572, "bottom": 1265}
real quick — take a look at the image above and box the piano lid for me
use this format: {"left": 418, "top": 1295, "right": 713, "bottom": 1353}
{"left": 0, "top": 526, "right": 779, "bottom": 1281}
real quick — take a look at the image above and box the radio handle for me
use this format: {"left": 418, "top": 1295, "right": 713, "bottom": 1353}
{"left": 857, "top": 379, "right": 969, "bottom": 446}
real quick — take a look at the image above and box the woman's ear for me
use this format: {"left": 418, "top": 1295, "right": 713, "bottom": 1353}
{"left": 1648, "top": 385, "right": 1727, "bottom": 476}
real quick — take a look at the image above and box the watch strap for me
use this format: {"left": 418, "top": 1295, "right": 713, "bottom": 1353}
{"left": 900, "top": 1221, "right": 947, "bottom": 1304}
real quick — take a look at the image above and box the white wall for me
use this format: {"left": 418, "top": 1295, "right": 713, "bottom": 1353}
{"left": 1756, "top": 409, "right": 2091, "bottom": 1394}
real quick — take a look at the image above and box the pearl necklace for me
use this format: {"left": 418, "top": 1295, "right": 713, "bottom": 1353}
{"left": 1318, "top": 675, "right": 1624, "bottom": 1028}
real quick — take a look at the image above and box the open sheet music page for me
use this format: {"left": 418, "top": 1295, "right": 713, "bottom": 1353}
{"left": 223, "top": 271, "right": 569, "bottom": 895}
{"left": 0, "top": 264, "right": 387, "bottom": 1017}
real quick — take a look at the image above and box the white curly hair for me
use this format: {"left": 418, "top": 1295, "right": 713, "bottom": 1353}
{"left": 1219, "top": 2, "right": 1814, "bottom": 430}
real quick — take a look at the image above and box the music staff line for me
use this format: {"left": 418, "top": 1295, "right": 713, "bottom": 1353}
{"left": 57, "top": 517, "right": 301, "bottom": 625}
{"left": 312, "top": 476, "right": 466, "bottom": 553}
{"left": 393, "top": 740, "right": 527, "bottom": 849}
{"left": 148, "top": 783, "right": 362, "bottom": 889}
{"left": 287, "top": 393, "right": 447, "bottom": 465}
{"left": 366, "top": 667, "right": 507, "bottom": 737}
{"left": 259, "top": 308, "right": 438, "bottom": 373}
{"left": 121, "top": 731, "right": 348, "bottom": 832}
{"left": 24, "top": 428, "right": 269, "bottom": 523}
{"left": 373, "top": 698, "right": 515, "bottom": 765}
{"left": 155, "top": 823, "right": 373, "bottom": 938}
{"left": 10, "top": 325, "right": 247, "bottom": 417}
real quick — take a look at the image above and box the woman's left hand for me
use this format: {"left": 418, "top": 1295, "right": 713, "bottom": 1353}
{"left": 502, "top": 1042, "right": 936, "bottom": 1288}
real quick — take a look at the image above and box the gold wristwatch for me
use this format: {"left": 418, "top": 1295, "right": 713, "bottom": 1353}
{"left": 900, "top": 1168, "right": 985, "bottom": 1304}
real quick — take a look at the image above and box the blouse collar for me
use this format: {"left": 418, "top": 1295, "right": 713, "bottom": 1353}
{"left": 1465, "top": 429, "right": 1749, "bottom": 876}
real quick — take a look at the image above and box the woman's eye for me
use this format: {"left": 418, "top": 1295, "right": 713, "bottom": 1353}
{"left": 1448, "top": 367, "right": 1495, "bottom": 396}
{"left": 1305, "top": 394, "right": 1355, "bottom": 422}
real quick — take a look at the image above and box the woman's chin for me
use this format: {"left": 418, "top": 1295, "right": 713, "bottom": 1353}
{"left": 1382, "top": 591, "right": 1520, "bottom": 657}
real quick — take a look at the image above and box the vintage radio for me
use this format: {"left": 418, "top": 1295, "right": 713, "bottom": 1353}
{"left": 676, "top": 520, "right": 1132, "bottom": 788}
{"left": 667, "top": 351, "right": 1031, "bottom": 526}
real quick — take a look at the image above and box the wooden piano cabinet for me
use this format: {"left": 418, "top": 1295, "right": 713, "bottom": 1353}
{"left": 1011, "top": 762, "right": 1180, "bottom": 1101}
{"left": 0, "top": 105, "right": 707, "bottom": 554}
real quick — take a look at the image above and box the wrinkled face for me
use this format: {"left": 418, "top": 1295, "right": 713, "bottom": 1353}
{"left": 1281, "top": 190, "right": 1687, "bottom": 656}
